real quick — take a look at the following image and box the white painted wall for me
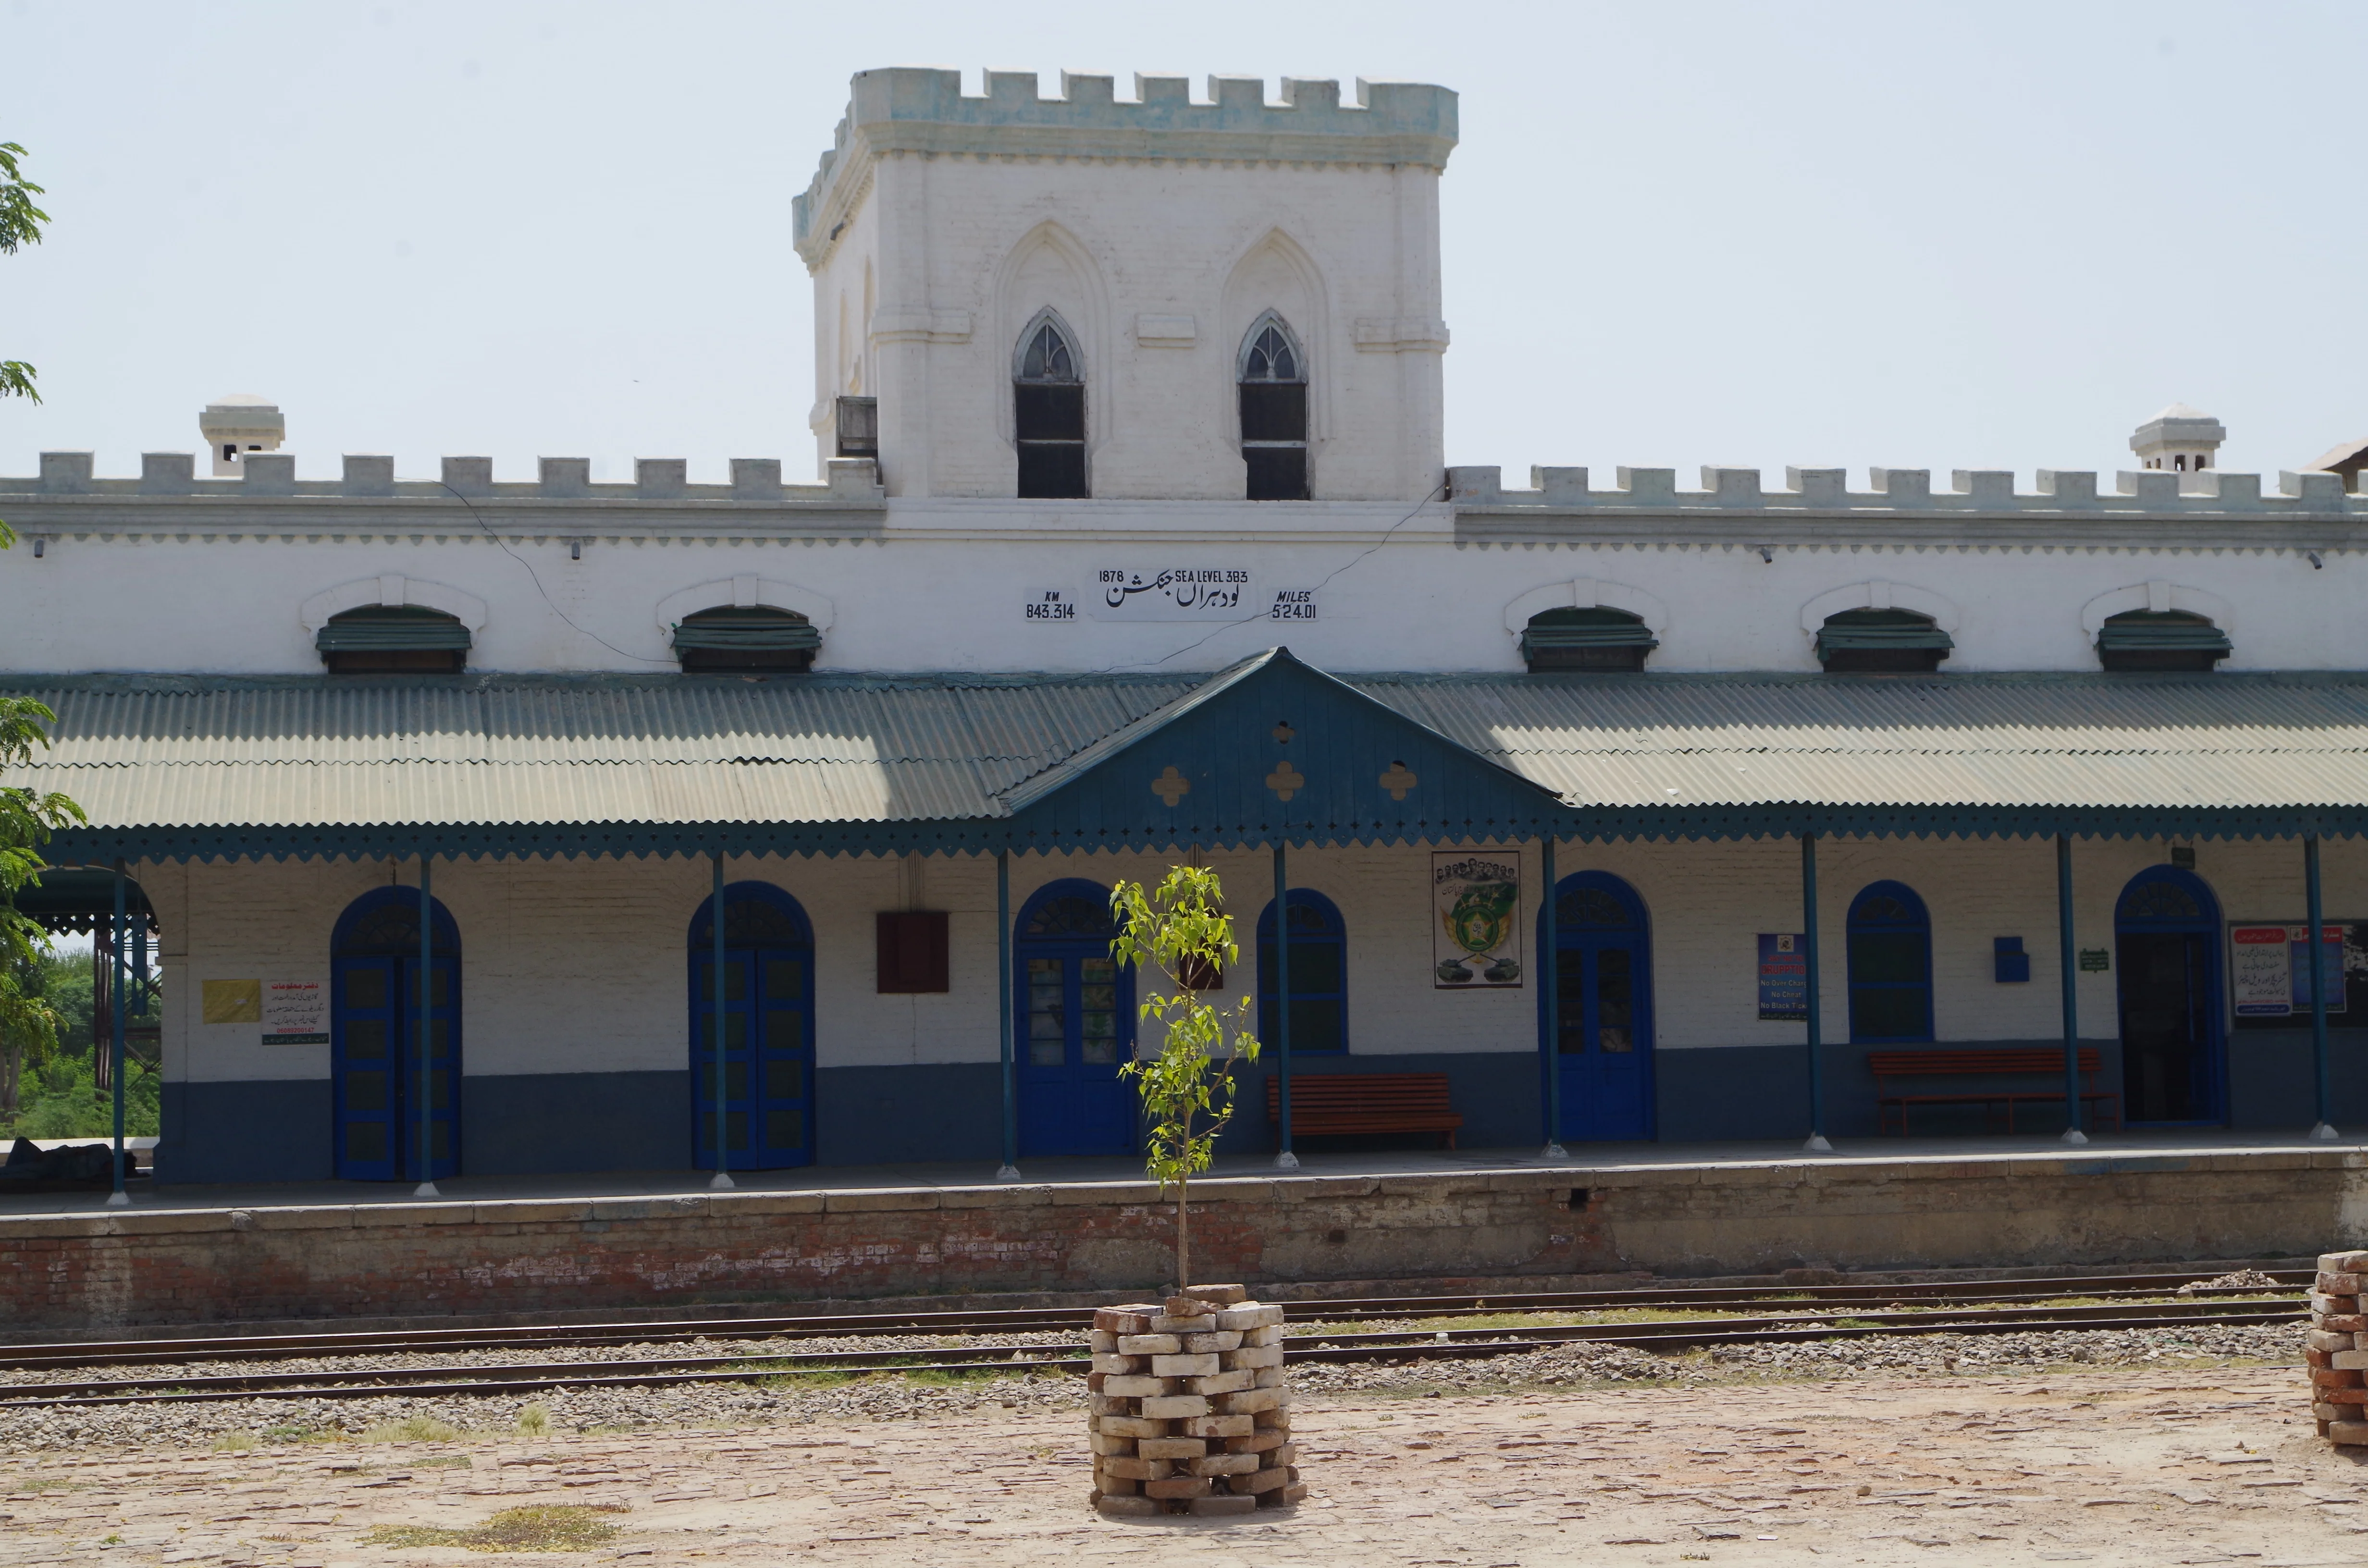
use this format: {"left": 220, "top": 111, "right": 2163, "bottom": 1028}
{"left": 5, "top": 509, "right": 2364, "bottom": 675}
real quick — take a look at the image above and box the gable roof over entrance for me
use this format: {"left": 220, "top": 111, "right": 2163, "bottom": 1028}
{"left": 1002, "top": 647, "right": 1571, "bottom": 849}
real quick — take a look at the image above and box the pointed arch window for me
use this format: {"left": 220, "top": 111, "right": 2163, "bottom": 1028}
{"left": 1239, "top": 317, "right": 1309, "bottom": 501}
{"left": 1014, "top": 314, "right": 1086, "bottom": 499}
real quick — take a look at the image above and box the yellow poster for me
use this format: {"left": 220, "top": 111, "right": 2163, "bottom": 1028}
{"left": 201, "top": 978, "right": 262, "bottom": 1024}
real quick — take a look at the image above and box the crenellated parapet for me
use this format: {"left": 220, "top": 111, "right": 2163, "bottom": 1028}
{"left": 1448, "top": 463, "right": 2368, "bottom": 537}
{"left": 792, "top": 68, "right": 1458, "bottom": 262}
{"left": 0, "top": 453, "right": 883, "bottom": 507}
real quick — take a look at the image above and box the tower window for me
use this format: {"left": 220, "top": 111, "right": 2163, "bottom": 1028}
{"left": 1239, "top": 318, "right": 1308, "bottom": 501}
{"left": 1013, "top": 316, "right": 1085, "bottom": 499}
{"left": 222, "top": 444, "right": 237, "bottom": 462}
{"left": 671, "top": 605, "right": 820, "bottom": 674}
{"left": 1815, "top": 608, "right": 1952, "bottom": 674}
{"left": 2096, "top": 609, "right": 2229, "bottom": 673}
{"left": 316, "top": 605, "right": 471, "bottom": 674}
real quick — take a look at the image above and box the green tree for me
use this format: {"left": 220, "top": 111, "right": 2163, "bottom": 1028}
{"left": 1110, "top": 867, "right": 1262, "bottom": 1291}
{"left": 2, "top": 700, "right": 86, "bottom": 1122}
{"left": 0, "top": 141, "right": 47, "bottom": 410}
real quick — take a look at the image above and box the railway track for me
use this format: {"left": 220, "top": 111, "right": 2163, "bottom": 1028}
{"left": 0, "top": 1273, "right": 2306, "bottom": 1412}
{"left": 0, "top": 1267, "right": 2311, "bottom": 1375}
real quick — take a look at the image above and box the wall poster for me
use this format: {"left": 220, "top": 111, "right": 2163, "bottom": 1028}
{"left": 263, "top": 981, "right": 330, "bottom": 1044}
{"left": 1757, "top": 933, "right": 1808, "bottom": 1021}
{"left": 2230, "top": 920, "right": 2362, "bottom": 1026}
{"left": 1432, "top": 851, "right": 1521, "bottom": 987}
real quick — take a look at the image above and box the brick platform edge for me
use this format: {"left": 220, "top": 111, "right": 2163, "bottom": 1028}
{"left": 4, "top": 1149, "right": 2362, "bottom": 1334}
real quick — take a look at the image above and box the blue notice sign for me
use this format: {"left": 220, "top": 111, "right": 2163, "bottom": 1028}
{"left": 1758, "top": 932, "right": 1808, "bottom": 1021}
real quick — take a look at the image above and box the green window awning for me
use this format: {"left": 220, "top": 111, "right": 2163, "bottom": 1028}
{"left": 1816, "top": 609, "right": 1954, "bottom": 660}
{"left": 315, "top": 607, "right": 473, "bottom": 653}
{"left": 1520, "top": 607, "right": 1659, "bottom": 662}
{"left": 2097, "top": 611, "right": 2232, "bottom": 656}
{"left": 670, "top": 612, "right": 822, "bottom": 653}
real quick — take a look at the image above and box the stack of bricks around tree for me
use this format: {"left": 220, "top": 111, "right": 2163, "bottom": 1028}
{"left": 2308, "top": 1249, "right": 2368, "bottom": 1443}
{"left": 1087, "top": 1283, "right": 1307, "bottom": 1518}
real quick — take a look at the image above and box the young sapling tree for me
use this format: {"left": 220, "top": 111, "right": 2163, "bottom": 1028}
{"left": 1110, "top": 867, "right": 1262, "bottom": 1292}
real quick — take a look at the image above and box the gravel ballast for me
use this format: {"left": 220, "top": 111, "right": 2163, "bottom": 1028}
{"left": 0, "top": 1323, "right": 2304, "bottom": 1452}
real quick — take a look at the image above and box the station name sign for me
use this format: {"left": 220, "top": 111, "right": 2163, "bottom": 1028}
{"left": 1025, "top": 568, "right": 1319, "bottom": 623}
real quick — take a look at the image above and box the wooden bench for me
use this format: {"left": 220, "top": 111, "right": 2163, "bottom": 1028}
{"left": 1266, "top": 1072, "right": 1464, "bottom": 1151}
{"left": 1868, "top": 1048, "right": 2120, "bottom": 1136}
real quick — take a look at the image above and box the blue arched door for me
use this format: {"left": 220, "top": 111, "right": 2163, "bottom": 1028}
{"left": 689, "top": 883, "right": 816, "bottom": 1170}
{"left": 333, "top": 888, "right": 461, "bottom": 1182}
{"left": 1538, "top": 872, "right": 1655, "bottom": 1141}
{"left": 1016, "top": 880, "right": 1135, "bottom": 1157}
{"left": 1257, "top": 890, "right": 1348, "bottom": 1056}
{"left": 2115, "top": 866, "right": 2225, "bottom": 1124}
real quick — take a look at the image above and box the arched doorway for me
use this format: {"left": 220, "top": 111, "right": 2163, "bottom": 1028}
{"left": 1015, "top": 879, "right": 1134, "bottom": 1157}
{"left": 1538, "top": 871, "right": 1655, "bottom": 1141}
{"left": 1257, "top": 890, "right": 1348, "bottom": 1056}
{"left": 688, "top": 883, "right": 816, "bottom": 1171}
{"left": 332, "top": 887, "right": 461, "bottom": 1182}
{"left": 2115, "top": 866, "right": 2225, "bottom": 1124}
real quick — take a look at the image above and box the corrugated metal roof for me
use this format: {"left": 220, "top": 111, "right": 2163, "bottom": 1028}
{"left": 10, "top": 669, "right": 2368, "bottom": 830}
{"left": 1357, "top": 672, "right": 2368, "bottom": 810}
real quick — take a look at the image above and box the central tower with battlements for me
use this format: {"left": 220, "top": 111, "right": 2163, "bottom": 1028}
{"left": 791, "top": 69, "right": 1457, "bottom": 502}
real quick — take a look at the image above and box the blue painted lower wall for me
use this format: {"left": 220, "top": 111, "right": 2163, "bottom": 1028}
{"left": 160, "top": 1079, "right": 334, "bottom": 1185}
{"left": 462, "top": 1071, "right": 689, "bottom": 1175}
{"left": 152, "top": 1029, "right": 2368, "bottom": 1185}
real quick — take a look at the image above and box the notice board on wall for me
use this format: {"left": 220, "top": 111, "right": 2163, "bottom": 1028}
{"left": 2229, "top": 920, "right": 2368, "bottom": 1029}
{"left": 1757, "top": 933, "right": 1808, "bottom": 1021}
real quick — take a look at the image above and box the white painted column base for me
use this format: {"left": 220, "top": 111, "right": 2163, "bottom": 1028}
{"left": 2060, "top": 1127, "right": 2090, "bottom": 1145}
{"left": 413, "top": 1181, "right": 442, "bottom": 1198}
{"left": 2311, "top": 1122, "right": 2342, "bottom": 1142}
{"left": 1273, "top": 1151, "right": 1301, "bottom": 1171}
{"left": 1802, "top": 1133, "right": 1833, "bottom": 1153}
{"left": 708, "top": 1172, "right": 736, "bottom": 1190}
{"left": 1539, "top": 1142, "right": 1568, "bottom": 1162}
{"left": 996, "top": 1164, "right": 1024, "bottom": 1182}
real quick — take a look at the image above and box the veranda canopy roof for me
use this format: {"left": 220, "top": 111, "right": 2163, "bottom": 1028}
{"left": 10, "top": 659, "right": 2368, "bottom": 861}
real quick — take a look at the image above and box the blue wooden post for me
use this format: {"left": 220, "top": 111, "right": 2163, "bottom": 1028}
{"left": 997, "top": 850, "right": 1020, "bottom": 1179}
{"left": 710, "top": 853, "right": 735, "bottom": 1188}
{"left": 2058, "top": 833, "right": 2087, "bottom": 1144}
{"left": 1541, "top": 835, "right": 1566, "bottom": 1159}
{"left": 2309, "top": 834, "right": 2339, "bottom": 1140}
{"left": 414, "top": 855, "right": 439, "bottom": 1197}
{"left": 1273, "top": 839, "right": 1297, "bottom": 1170}
{"left": 1801, "top": 832, "right": 1831, "bottom": 1152}
{"left": 105, "top": 862, "right": 129, "bottom": 1207}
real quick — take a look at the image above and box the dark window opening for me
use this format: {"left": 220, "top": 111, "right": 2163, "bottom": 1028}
{"left": 672, "top": 605, "right": 819, "bottom": 674}
{"left": 835, "top": 395, "right": 877, "bottom": 458}
{"left": 1522, "top": 606, "right": 1658, "bottom": 673}
{"left": 1239, "top": 321, "right": 1308, "bottom": 501}
{"left": 316, "top": 605, "right": 470, "bottom": 674}
{"left": 222, "top": 443, "right": 237, "bottom": 462}
{"left": 1014, "top": 320, "right": 1086, "bottom": 499}
{"left": 1816, "top": 608, "right": 1953, "bottom": 674}
{"left": 2097, "top": 609, "right": 2229, "bottom": 673}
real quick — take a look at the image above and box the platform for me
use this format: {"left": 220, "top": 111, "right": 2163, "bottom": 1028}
{"left": 3, "top": 1131, "right": 2358, "bottom": 1338}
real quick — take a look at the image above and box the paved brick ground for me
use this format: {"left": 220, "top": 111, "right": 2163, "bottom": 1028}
{"left": 1, "top": 1366, "right": 2357, "bottom": 1566}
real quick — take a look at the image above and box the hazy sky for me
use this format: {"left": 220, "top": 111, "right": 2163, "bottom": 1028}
{"left": 3, "top": 0, "right": 2362, "bottom": 488}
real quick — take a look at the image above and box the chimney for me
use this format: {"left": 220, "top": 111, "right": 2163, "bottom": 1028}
{"left": 199, "top": 394, "right": 286, "bottom": 478}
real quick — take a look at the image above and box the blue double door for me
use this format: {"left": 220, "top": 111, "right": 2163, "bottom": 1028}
{"left": 333, "top": 949, "right": 461, "bottom": 1182}
{"left": 1017, "top": 882, "right": 1135, "bottom": 1157}
{"left": 1542, "top": 873, "right": 1656, "bottom": 1142}
{"left": 689, "top": 892, "right": 816, "bottom": 1171}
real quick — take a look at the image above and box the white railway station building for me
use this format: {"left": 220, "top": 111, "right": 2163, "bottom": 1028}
{"left": 6, "top": 68, "right": 2368, "bottom": 1186}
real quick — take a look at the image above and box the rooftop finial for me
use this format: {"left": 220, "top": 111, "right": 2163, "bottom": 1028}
{"left": 2129, "top": 403, "right": 2225, "bottom": 478}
